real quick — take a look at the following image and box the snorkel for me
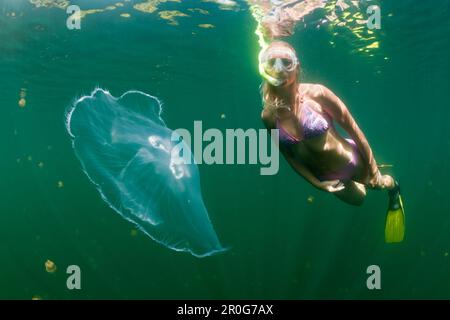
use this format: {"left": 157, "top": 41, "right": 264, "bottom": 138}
{"left": 250, "top": 5, "right": 299, "bottom": 87}
{"left": 252, "top": 5, "right": 286, "bottom": 87}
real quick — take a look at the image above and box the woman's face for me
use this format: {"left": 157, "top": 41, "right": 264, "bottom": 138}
{"left": 259, "top": 43, "right": 299, "bottom": 87}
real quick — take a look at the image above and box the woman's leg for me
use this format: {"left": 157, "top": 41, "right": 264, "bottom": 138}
{"left": 333, "top": 181, "right": 367, "bottom": 206}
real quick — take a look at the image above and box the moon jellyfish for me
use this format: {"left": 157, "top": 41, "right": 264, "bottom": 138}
{"left": 66, "top": 89, "right": 226, "bottom": 257}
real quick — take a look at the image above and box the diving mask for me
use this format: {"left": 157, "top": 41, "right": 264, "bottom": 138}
{"left": 259, "top": 47, "right": 299, "bottom": 86}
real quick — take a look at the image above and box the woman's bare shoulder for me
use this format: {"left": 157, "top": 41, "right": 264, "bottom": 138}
{"left": 299, "top": 83, "right": 330, "bottom": 114}
{"left": 299, "top": 83, "right": 327, "bottom": 98}
{"left": 261, "top": 108, "right": 276, "bottom": 129}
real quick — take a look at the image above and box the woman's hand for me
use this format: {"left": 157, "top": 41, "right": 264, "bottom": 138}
{"left": 367, "top": 170, "right": 382, "bottom": 188}
{"left": 367, "top": 170, "right": 395, "bottom": 190}
{"left": 317, "top": 180, "right": 346, "bottom": 193}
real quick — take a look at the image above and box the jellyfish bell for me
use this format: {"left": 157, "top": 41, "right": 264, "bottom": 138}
{"left": 66, "top": 88, "right": 226, "bottom": 258}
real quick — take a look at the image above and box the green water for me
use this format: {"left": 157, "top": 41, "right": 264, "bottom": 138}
{"left": 1, "top": 0, "right": 450, "bottom": 299}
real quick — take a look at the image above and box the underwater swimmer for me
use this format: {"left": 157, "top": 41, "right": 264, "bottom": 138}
{"left": 259, "top": 41, "right": 405, "bottom": 242}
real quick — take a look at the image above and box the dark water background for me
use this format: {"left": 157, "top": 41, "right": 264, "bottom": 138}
{"left": 1, "top": 0, "right": 450, "bottom": 299}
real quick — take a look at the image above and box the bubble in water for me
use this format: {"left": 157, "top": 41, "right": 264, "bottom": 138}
{"left": 65, "top": 89, "right": 226, "bottom": 258}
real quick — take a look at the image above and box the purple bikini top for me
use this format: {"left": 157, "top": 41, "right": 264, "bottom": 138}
{"left": 277, "top": 101, "right": 330, "bottom": 145}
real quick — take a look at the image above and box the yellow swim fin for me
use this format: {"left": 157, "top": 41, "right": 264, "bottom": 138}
{"left": 385, "top": 182, "right": 405, "bottom": 243}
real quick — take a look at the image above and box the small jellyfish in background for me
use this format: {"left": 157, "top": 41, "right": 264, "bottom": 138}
{"left": 65, "top": 89, "right": 226, "bottom": 258}
{"left": 45, "top": 259, "right": 57, "bottom": 273}
{"left": 18, "top": 88, "right": 27, "bottom": 108}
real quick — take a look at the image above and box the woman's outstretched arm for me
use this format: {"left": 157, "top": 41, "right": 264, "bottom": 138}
{"left": 314, "top": 85, "right": 381, "bottom": 187}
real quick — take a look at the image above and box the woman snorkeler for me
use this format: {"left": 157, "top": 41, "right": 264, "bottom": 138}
{"left": 257, "top": 34, "right": 405, "bottom": 242}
